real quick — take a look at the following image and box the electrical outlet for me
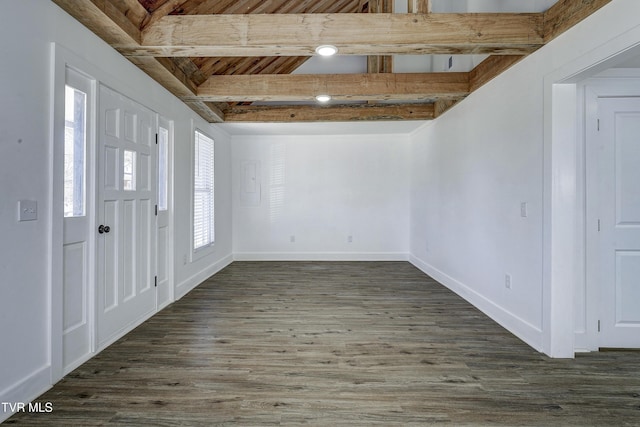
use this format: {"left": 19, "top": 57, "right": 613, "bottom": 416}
{"left": 520, "top": 202, "right": 528, "bottom": 218}
{"left": 290, "top": 235, "right": 296, "bottom": 243}
{"left": 18, "top": 200, "right": 37, "bottom": 221}
{"left": 505, "top": 274, "right": 512, "bottom": 290}
{"left": 347, "top": 235, "right": 353, "bottom": 243}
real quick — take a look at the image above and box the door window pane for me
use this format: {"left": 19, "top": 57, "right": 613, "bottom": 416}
{"left": 158, "top": 126, "right": 169, "bottom": 211}
{"left": 123, "top": 150, "right": 136, "bottom": 191}
{"left": 64, "top": 85, "right": 87, "bottom": 217}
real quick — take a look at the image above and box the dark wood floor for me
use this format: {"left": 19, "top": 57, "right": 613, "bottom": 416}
{"left": 7, "top": 262, "right": 640, "bottom": 425}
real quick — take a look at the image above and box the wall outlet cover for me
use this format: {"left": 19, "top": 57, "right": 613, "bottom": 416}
{"left": 18, "top": 200, "right": 37, "bottom": 221}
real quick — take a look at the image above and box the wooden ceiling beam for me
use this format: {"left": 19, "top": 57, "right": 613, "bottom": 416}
{"left": 140, "top": 0, "right": 186, "bottom": 30}
{"left": 183, "top": 100, "right": 226, "bottom": 123}
{"left": 367, "top": 56, "right": 393, "bottom": 74}
{"left": 109, "top": 0, "right": 149, "bottom": 29}
{"left": 469, "top": 55, "right": 525, "bottom": 92}
{"left": 543, "top": 0, "right": 611, "bottom": 43}
{"left": 127, "top": 56, "right": 224, "bottom": 122}
{"left": 408, "top": 0, "right": 431, "bottom": 14}
{"left": 224, "top": 103, "right": 435, "bottom": 122}
{"left": 196, "top": 72, "right": 469, "bottom": 102}
{"left": 368, "top": 0, "right": 394, "bottom": 75}
{"left": 434, "top": 98, "right": 461, "bottom": 118}
{"left": 125, "top": 13, "right": 544, "bottom": 57}
{"left": 51, "top": 0, "right": 225, "bottom": 123}
{"left": 52, "top": 0, "right": 142, "bottom": 45}
{"left": 432, "top": 55, "right": 523, "bottom": 118}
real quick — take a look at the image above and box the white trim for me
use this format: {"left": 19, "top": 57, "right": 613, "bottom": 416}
{"left": 157, "top": 116, "right": 176, "bottom": 309}
{"left": 50, "top": 42, "right": 101, "bottom": 383}
{"left": 409, "top": 256, "right": 544, "bottom": 352}
{"left": 175, "top": 254, "right": 234, "bottom": 300}
{"left": 95, "top": 308, "right": 157, "bottom": 353}
{"left": 190, "top": 120, "right": 217, "bottom": 262}
{"left": 49, "top": 42, "right": 64, "bottom": 387}
{"left": 593, "top": 68, "right": 640, "bottom": 79}
{"left": 233, "top": 252, "right": 410, "bottom": 262}
{"left": 542, "top": 16, "right": 640, "bottom": 358}
{"left": 543, "top": 82, "right": 578, "bottom": 358}
{"left": 0, "top": 365, "right": 52, "bottom": 423}
{"left": 576, "top": 79, "right": 640, "bottom": 352}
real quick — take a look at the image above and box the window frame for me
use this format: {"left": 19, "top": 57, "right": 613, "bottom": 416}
{"left": 157, "top": 125, "right": 170, "bottom": 212}
{"left": 192, "top": 127, "right": 215, "bottom": 254}
{"left": 63, "top": 71, "right": 90, "bottom": 218}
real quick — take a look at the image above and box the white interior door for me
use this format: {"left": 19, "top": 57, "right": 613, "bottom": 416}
{"left": 62, "top": 68, "right": 94, "bottom": 372}
{"left": 97, "top": 84, "right": 157, "bottom": 348}
{"left": 156, "top": 117, "right": 173, "bottom": 307}
{"left": 597, "top": 97, "right": 640, "bottom": 348}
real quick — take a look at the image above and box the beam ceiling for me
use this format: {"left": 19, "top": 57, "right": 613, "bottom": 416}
{"left": 124, "top": 13, "right": 544, "bottom": 57}
{"left": 51, "top": 0, "right": 612, "bottom": 123}
{"left": 196, "top": 73, "right": 469, "bottom": 102}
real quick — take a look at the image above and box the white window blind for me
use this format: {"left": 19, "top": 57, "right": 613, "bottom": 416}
{"left": 193, "top": 130, "right": 215, "bottom": 250}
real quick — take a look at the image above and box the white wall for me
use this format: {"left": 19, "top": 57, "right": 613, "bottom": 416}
{"left": 232, "top": 133, "right": 410, "bottom": 260}
{"left": 409, "top": 97, "right": 544, "bottom": 348}
{"left": 409, "top": 0, "right": 640, "bottom": 355}
{"left": 3, "top": 1, "right": 640, "bottom": 420}
{"left": 174, "top": 122, "right": 233, "bottom": 298}
{"left": 0, "top": 1, "right": 232, "bottom": 421}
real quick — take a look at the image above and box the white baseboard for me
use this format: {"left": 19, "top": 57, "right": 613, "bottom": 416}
{"left": 409, "top": 255, "right": 544, "bottom": 353}
{"left": 0, "top": 365, "right": 51, "bottom": 423}
{"left": 96, "top": 307, "right": 157, "bottom": 352}
{"left": 175, "top": 253, "right": 234, "bottom": 300}
{"left": 233, "top": 252, "right": 410, "bottom": 261}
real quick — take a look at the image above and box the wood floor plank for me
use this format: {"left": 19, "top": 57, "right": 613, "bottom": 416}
{"left": 6, "top": 261, "right": 640, "bottom": 425}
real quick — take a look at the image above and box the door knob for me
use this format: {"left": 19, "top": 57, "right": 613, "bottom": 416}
{"left": 98, "top": 225, "right": 111, "bottom": 234}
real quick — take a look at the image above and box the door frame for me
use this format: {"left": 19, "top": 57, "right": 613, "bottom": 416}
{"left": 542, "top": 33, "right": 640, "bottom": 357}
{"left": 157, "top": 116, "right": 175, "bottom": 309}
{"left": 51, "top": 44, "right": 173, "bottom": 382}
{"left": 61, "top": 66, "right": 97, "bottom": 374}
{"left": 50, "top": 44, "right": 100, "bottom": 382}
{"left": 581, "top": 76, "right": 640, "bottom": 351}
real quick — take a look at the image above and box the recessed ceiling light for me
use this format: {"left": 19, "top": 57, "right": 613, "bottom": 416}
{"left": 315, "top": 45, "right": 338, "bottom": 56}
{"left": 315, "top": 94, "right": 331, "bottom": 103}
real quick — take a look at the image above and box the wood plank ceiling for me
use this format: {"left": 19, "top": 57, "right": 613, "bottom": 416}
{"left": 52, "top": 0, "right": 611, "bottom": 123}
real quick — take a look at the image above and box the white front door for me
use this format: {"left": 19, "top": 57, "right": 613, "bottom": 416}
{"left": 62, "top": 68, "right": 94, "bottom": 372}
{"left": 97, "top": 84, "right": 157, "bottom": 348}
{"left": 597, "top": 97, "right": 640, "bottom": 348}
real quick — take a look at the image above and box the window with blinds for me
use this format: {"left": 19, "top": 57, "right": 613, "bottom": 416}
{"left": 193, "top": 130, "right": 215, "bottom": 250}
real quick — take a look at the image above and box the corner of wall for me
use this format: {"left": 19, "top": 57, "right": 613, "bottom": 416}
{"left": 409, "top": 255, "right": 545, "bottom": 353}
{"left": 0, "top": 365, "right": 51, "bottom": 423}
{"left": 174, "top": 254, "right": 234, "bottom": 300}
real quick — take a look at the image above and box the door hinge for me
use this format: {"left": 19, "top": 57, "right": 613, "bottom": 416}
{"left": 597, "top": 320, "right": 601, "bottom": 332}
{"left": 154, "top": 276, "right": 157, "bottom": 288}
{"left": 597, "top": 119, "right": 600, "bottom": 131}
{"left": 155, "top": 205, "right": 158, "bottom": 216}
{"left": 155, "top": 133, "right": 158, "bottom": 145}
{"left": 597, "top": 219, "right": 601, "bottom": 232}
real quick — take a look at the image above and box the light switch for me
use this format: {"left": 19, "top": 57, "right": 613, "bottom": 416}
{"left": 520, "top": 202, "right": 528, "bottom": 218}
{"left": 18, "top": 200, "right": 38, "bottom": 221}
